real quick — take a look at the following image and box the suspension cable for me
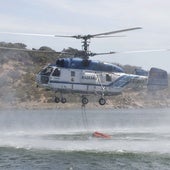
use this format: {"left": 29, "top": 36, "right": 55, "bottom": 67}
{"left": 81, "top": 104, "right": 88, "bottom": 130}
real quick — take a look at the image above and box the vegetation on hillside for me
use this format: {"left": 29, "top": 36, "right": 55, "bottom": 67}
{"left": 0, "top": 42, "right": 58, "bottom": 103}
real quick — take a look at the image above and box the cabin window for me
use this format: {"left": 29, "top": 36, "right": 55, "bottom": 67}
{"left": 71, "top": 71, "right": 75, "bottom": 77}
{"left": 52, "top": 68, "right": 60, "bottom": 77}
{"left": 106, "top": 74, "right": 112, "bottom": 82}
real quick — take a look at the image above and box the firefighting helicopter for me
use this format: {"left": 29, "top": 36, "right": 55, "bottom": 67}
{"left": 34, "top": 27, "right": 167, "bottom": 105}
{"left": 0, "top": 27, "right": 168, "bottom": 105}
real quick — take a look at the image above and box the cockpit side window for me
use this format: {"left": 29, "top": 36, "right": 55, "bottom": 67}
{"left": 52, "top": 68, "right": 61, "bottom": 77}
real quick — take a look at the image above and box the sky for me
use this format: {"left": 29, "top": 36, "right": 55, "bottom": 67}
{"left": 0, "top": 0, "right": 170, "bottom": 72}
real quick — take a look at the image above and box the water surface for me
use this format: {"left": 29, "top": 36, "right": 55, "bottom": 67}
{"left": 0, "top": 108, "right": 170, "bottom": 169}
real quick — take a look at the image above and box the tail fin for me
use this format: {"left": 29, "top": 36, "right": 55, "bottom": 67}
{"left": 147, "top": 67, "right": 168, "bottom": 91}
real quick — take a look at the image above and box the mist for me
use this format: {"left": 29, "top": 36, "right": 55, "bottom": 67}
{"left": 0, "top": 108, "right": 170, "bottom": 152}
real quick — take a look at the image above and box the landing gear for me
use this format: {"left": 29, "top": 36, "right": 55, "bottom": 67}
{"left": 54, "top": 93, "right": 106, "bottom": 106}
{"left": 55, "top": 97, "right": 60, "bottom": 103}
{"left": 82, "top": 97, "right": 88, "bottom": 105}
{"left": 81, "top": 95, "right": 106, "bottom": 106}
{"left": 54, "top": 92, "right": 67, "bottom": 104}
{"left": 61, "top": 97, "right": 67, "bottom": 103}
{"left": 99, "top": 98, "right": 106, "bottom": 105}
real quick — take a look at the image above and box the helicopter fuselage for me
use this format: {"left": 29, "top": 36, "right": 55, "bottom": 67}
{"left": 36, "top": 58, "right": 147, "bottom": 105}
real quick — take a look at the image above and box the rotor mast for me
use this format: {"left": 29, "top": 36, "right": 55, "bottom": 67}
{"left": 81, "top": 36, "right": 91, "bottom": 58}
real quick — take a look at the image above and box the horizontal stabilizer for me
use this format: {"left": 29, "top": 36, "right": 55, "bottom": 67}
{"left": 147, "top": 67, "right": 168, "bottom": 91}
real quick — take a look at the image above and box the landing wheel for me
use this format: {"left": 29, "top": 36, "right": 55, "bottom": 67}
{"left": 82, "top": 97, "right": 88, "bottom": 105}
{"left": 55, "top": 97, "right": 60, "bottom": 103}
{"left": 61, "top": 98, "right": 67, "bottom": 104}
{"left": 99, "top": 98, "right": 106, "bottom": 105}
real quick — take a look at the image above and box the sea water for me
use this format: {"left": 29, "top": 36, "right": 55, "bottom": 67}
{"left": 0, "top": 108, "right": 170, "bottom": 169}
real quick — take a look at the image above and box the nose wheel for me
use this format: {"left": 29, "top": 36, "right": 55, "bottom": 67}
{"left": 54, "top": 96, "right": 67, "bottom": 104}
{"left": 61, "top": 97, "right": 67, "bottom": 103}
{"left": 55, "top": 97, "right": 60, "bottom": 103}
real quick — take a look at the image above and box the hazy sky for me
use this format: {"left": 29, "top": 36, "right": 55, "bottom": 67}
{"left": 0, "top": 0, "right": 170, "bottom": 72}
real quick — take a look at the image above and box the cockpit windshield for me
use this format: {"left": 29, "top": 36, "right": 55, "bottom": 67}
{"left": 40, "top": 66, "right": 53, "bottom": 76}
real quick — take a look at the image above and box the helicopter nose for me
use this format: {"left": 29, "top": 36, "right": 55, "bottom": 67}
{"left": 36, "top": 73, "right": 50, "bottom": 85}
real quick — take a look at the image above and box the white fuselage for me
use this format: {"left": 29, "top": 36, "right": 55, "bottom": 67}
{"left": 36, "top": 66, "right": 147, "bottom": 96}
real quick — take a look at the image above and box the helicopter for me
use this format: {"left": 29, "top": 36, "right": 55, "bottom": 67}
{"left": 33, "top": 27, "right": 168, "bottom": 105}
{"left": 0, "top": 27, "right": 168, "bottom": 105}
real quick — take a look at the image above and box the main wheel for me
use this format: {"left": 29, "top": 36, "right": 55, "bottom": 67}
{"left": 61, "top": 98, "right": 67, "bottom": 104}
{"left": 54, "top": 97, "right": 60, "bottom": 103}
{"left": 99, "top": 98, "right": 106, "bottom": 105}
{"left": 82, "top": 97, "right": 88, "bottom": 105}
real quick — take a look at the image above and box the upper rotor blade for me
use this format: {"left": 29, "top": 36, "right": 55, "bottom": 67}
{"left": 54, "top": 35, "right": 78, "bottom": 38}
{"left": 0, "top": 32, "right": 81, "bottom": 39}
{"left": 54, "top": 35, "right": 126, "bottom": 39}
{"left": 94, "top": 35, "right": 126, "bottom": 38}
{"left": 0, "top": 27, "right": 141, "bottom": 40}
{"left": 0, "top": 32, "right": 55, "bottom": 37}
{"left": 91, "top": 27, "right": 142, "bottom": 37}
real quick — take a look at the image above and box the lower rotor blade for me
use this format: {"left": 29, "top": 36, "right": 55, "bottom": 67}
{"left": 120, "top": 49, "right": 170, "bottom": 54}
{"left": 90, "top": 52, "right": 116, "bottom": 56}
{"left": 0, "top": 46, "right": 61, "bottom": 53}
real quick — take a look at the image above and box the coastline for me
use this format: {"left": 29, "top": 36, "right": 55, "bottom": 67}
{"left": 1, "top": 89, "right": 170, "bottom": 110}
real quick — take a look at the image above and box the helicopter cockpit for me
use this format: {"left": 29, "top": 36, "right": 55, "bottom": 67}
{"left": 38, "top": 66, "right": 60, "bottom": 84}
{"left": 38, "top": 66, "right": 53, "bottom": 84}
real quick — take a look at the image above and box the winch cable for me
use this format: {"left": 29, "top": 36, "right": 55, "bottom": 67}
{"left": 81, "top": 104, "right": 88, "bottom": 130}
{"left": 96, "top": 73, "right": 105, "bottom": 92}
